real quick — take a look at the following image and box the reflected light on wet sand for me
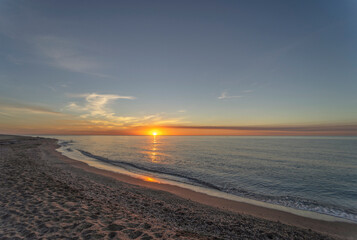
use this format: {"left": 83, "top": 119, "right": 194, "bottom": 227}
{"left": 142, "top": 176, "right": 160, "bottom": 183}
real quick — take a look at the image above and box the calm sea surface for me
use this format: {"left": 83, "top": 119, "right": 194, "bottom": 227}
{"left": 47, "top": 135, "right": 357, "bottom": 222}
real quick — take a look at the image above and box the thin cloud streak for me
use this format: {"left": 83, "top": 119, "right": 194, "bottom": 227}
{"left": 218, "top": 91, "right": 243, "bottom": 99}
{"left": 0, "top": 101, "right": 62, "bottom": 115}
{"left": 0, "top": 111, "right": 13, "bottom": 117}
{"left": 33, "top": 36, "right": 112, "bottom": 78}
{"left": 160, "top": 124, "right": 357, "bottom": 134}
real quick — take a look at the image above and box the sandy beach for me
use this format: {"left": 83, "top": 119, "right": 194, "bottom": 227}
{"left": 1, "top": 135, "right": 356, "bottom": 239}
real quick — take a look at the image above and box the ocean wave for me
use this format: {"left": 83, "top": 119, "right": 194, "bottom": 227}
{"left": 77, "top": 149, "right": 222, "bottom": 191}
{"left": 223, "top": 187, "right": 357, "bottom": 222}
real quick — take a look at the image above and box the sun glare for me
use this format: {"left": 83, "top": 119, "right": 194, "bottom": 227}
{"left": 153, "top": 132, "right": 157, "bottom": 136}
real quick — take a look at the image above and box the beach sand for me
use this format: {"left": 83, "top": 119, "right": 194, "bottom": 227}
{"left": 1, "top": 136, "right": 356, "bottom": 239}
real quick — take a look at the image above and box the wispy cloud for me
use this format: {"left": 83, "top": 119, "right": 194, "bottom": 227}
{"left": 47, "top": 86, "right": 57, "bottom": 92}
{"left": 243, "top": 90, "right": 253, "bottom": 93}
{"left": 66, "top": 93, "right": 185, "bottom": 127}
{"left": 33, "top": 36, "right": 111, "bottom": 77}
{"left": 67, "top": 93, "right": 135, "bottom": 119}
{"left": 0, "top": 100, "right": 62, "bottom": 115}
{"left": 218, "top": 91, "right": 243, "bottom": 99}
{"left": 0, "top": 111, "right": 13, "bottom": 117}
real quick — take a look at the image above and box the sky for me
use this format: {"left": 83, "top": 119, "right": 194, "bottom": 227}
{"left": 0, "top": 0, "right": 357, "bottom": 135}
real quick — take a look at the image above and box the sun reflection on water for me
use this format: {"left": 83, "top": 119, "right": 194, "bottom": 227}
{"left": 149, "top": 135, "right": 159, "bottom": 163}
{"left": 141, "top": 134, "right": 169, "bottom": 164}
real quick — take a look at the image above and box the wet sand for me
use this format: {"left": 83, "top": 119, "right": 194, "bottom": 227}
{"left": 1, "top": 135, "right": 356, "bottom": 239}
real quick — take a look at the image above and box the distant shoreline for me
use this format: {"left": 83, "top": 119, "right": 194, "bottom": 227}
{"left": 28, "top": 134, "right": 357, "bottom": 137}
{"left": 1, "top": 134, "right": 356, "bottom": 239}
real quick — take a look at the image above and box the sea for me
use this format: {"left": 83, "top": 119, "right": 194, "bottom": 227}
{"left": 44, "top": 135, "right": 357, "bottom": 222}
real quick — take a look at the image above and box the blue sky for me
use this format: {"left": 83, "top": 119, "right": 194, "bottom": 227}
{"left": 0, "top": 0, "right": 356, "bottom": 134}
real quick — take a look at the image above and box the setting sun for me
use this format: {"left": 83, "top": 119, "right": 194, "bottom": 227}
{"left": 148, "top": 129, "right": 162, "bottom": 136}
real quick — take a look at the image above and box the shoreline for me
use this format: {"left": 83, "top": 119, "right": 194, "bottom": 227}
{"left": 57, "top": 143, "right": 354, "bottom": 224}
{"left": 52, "top": 138, "right": 357, "bottom": 239}
{"left": 1, "top": 135, "right": 356, "bottom": 239}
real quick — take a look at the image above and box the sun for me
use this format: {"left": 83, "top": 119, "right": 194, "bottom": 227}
{"left": 149, "top": 129, "right": 161, "bottom": 136}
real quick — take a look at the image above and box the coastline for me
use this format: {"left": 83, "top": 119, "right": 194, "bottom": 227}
{"left": 1, "top": 135, "right": 356, "bottom": 239}
{"left": 53, "top": 138, "right": 357, "bottom": 239}
{"left": 57, "top": 142, "right": 355, "bottom": 224}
